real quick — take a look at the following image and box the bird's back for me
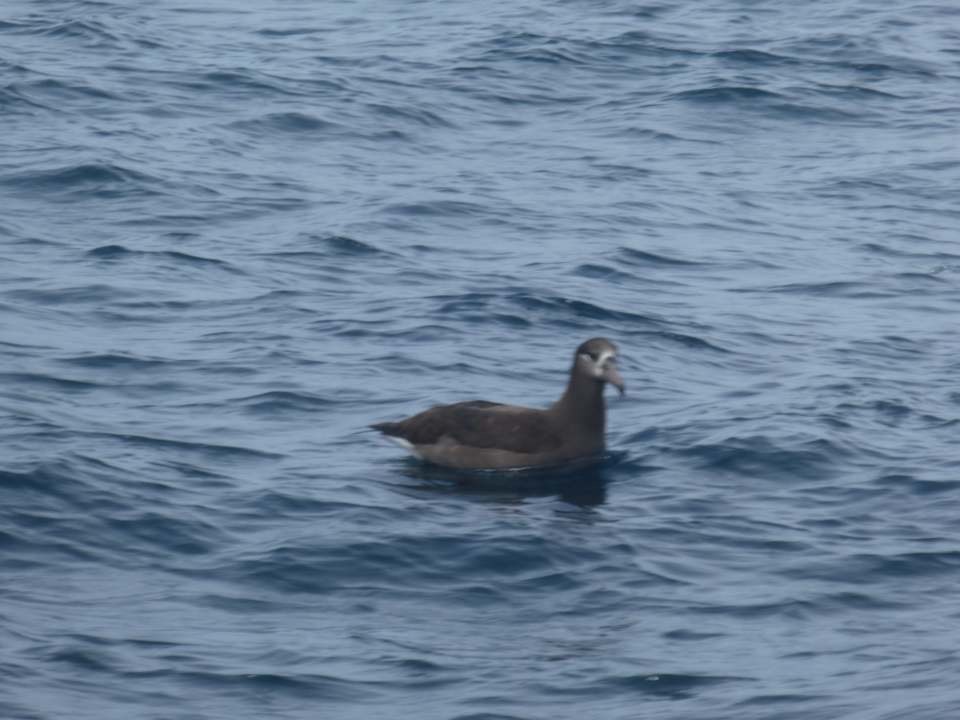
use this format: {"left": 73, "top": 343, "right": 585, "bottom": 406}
{"left": 371, "top": 400, "right": 563, "bottom": 455}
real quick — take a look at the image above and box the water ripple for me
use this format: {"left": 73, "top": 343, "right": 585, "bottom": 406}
{"left": 3, "top": 1, "right": 959, "bottom": 718}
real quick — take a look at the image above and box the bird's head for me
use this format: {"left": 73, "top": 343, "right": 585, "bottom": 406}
{"left": 575, "top": 337, "right": 625, "bottom": 396}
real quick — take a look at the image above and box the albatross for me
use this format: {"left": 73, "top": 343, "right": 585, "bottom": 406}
{"left": 371, "top": 338, "right": 624, "bottom": 470}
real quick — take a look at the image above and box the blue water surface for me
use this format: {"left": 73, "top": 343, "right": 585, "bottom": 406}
{"left": 2, "top": 0, "right": 960, "bottom": 718}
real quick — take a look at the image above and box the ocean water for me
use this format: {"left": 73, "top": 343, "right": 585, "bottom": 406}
{"left": 2, "top": 0, "right": 960, "bottom": 718}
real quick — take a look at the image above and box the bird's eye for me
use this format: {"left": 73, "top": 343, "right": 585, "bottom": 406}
{"left": 587, "top": 352, "right": 598, "bottom": 362}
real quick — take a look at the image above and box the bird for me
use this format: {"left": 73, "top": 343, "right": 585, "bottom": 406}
{"left": 371, "top": 338, "right": 624, "bottom": 470}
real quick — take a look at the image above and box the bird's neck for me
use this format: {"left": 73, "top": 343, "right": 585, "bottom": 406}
{"left": 551, "top": 369, "right": 606, "bottom": 437}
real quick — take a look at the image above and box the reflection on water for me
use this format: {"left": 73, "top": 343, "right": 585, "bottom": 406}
{"left": 392, "top": 451, "right": 632, "bottom": 507}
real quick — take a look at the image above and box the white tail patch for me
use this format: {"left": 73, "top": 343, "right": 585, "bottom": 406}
{"left": 382, "top": 435, "right": 423, "bottom": 458}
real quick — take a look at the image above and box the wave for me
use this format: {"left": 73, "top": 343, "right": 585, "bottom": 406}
{"left": 85, "top": 244, "right": 241, "bottom": 273}
{"left": 0, "top": 162, "right": 164, "bottom": 198}
{"left": 679, "top": 435, "right": 841, "bottom": 481}
{"left": 617, "top": 247, "right": 703, "bottom": 267}
{"left": 228, "top": 111, "right": 343, "bottom": 134}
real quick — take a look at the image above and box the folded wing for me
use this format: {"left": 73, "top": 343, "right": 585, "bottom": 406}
{"left": 372, "top": 400, "right": 562, "bottom": 455}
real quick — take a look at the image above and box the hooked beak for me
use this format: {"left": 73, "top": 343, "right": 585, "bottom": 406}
{"left": 604, "top": 364, "right": 626, "bottom": 397}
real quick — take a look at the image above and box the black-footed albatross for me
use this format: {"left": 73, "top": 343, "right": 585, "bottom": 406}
{"left": 371, "top": 337, "right": 625, "bottom": 470}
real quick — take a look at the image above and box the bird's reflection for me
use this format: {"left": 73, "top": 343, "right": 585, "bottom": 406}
{"left": 393, "top": 451, "right": 628, "bottom": 508}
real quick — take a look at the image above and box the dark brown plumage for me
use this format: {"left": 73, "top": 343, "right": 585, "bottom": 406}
{"left": 371, "top": 338, "right": 624, "bottom": 470}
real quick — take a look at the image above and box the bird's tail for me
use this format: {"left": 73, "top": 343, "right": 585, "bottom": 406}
{"left": 370, "top": 422, "right": 400, "bottom": 436}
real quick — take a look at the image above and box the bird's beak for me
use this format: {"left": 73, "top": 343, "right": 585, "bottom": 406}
{"left": 604, "top": 365, "right": 626, "bottom": 397}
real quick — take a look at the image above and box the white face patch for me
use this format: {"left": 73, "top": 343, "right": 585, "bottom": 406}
{"left": 580, "top": 350, "right": 616, "bottom": 378}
